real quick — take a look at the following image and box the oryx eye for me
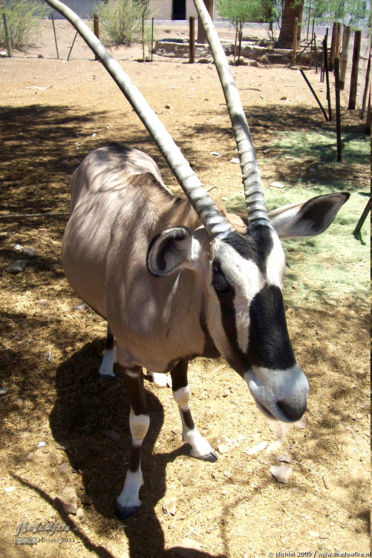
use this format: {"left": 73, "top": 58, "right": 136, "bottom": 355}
{"left": 212, "top": 263, "right": 231, "bottom": 293}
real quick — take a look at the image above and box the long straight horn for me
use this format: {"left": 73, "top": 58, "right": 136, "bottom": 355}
{"left": 193, "top": 0, "right": 271, "bottom": 230}
{"left": 44, "top": 0, "right": 231, "bottom": 239}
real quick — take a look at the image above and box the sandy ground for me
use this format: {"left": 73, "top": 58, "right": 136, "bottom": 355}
{"left": 0, "top": 19, "right": 370, "bottom": 558}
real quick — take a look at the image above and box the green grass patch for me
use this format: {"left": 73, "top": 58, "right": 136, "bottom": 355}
{"left": 272, "top": 130, "right": 369, "bottom": 165}
{"left": 224, "top": 129, "right": 370, "bottom": 310}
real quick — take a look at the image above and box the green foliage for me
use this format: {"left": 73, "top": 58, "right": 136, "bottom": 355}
{"left": 94, "top": 0, "right": 149, "bottom": 47}
{"left": 217, "top": 0, "right": 265, "bottom": 23}
{"left": 0, "top": 0, "right": 49, "bottom": 50}
{"left": 307, "top": 0, "right": 370, "bottom": 28}
{"left": 217, "top": 0, "right": 265, "bottom": 62}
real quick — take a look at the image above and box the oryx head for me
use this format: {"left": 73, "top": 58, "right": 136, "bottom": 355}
{"left": 147, "top": 190, "right": 307, "bottom": 424}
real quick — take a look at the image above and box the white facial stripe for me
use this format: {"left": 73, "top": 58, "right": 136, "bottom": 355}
{"left": 214, "top": 240, "right": 264, "bottom": 353}
{"left": 266, "top": 231, "right": 286, "bottom": 288}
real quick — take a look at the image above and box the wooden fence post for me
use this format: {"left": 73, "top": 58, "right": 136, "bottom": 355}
{"left": 189, "top": 16, "right": 195, "bottom": 63}
{"left": 323, "top": 33, "right": 332, "bottom": 120}
{"left": 329, "top": 22, "right": 341, "bottom": 72}
{"left": 334, "top": 58, "right": 342, "bottom": 161}
{"left": 151, "top": 17, "right": 154, "bottom": 62}
{"left": 93, "top": 14, "right": 99, "bottom": 60}
{"left": 339, "top": 25, "right": 351, "bottom": 90}
{"left": 360, "top": 49, "right": 371, "bottom": 120}
{"left": 67, "top": 30, "right": 78, "bottom": 61}
{"left": 348, "top": 30, "right": 361, "bottom": 110}
{"left": 51, "top": 14, "right": 59, "bottom": 59}
{"left": 292, "top": 17, "right": 298, "bottom": 65}
{"left": 2, "top": 13, "right": 12, "bottom": 57}
{"left": 300, "top": 69, "right": 328, "bottom": 121}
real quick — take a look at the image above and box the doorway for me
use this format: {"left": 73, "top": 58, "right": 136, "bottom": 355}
{"left": 172, "top": 0, "right": 186, "bottom": 20}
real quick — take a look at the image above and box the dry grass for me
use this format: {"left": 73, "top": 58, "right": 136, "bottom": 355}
{"left": 0, "top": 19, "right": 370, "bottom": 558}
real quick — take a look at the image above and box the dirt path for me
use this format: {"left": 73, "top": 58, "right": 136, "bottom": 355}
{"left": 0, "top": 19, "right": 370, "bottom": 558}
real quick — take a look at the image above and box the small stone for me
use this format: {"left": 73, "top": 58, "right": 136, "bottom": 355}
{"left": 210, "top": 151, "right": 221, "bottom": 157}
{"left": 217, "top": 443, "right": 229, "bottom": 454}
{"left": 22, "top": 246, "right": 36, "bottom": 257}
{"left": 6, "top": 260, "right": 28, "bottom": 274}
{"left": 55, "top": 486, "right": 78, "bottom": 515}
{"left": 0, "top": 387, "right": 8, "bottom": 396}
{"left": 165, "top": 104, "right": 171, "bottom": 109}
{"left": 295, "top": 416, "right": 307, "bottom": 429}
{"left": 229, "top": 157, "right": 240, "bottom": 164}
{"left": 162, "top": 495, "right": 177, "bottom": 516}
{"left": 308, "top": 530, "right": 319, "bottom": 538}
{"left": 37, "top": 441, "right": 47, "bottom": 447}
{"left": 246, "top": 441, "right": 268, "bottom": 455}
{"left": 73, "top": 302, "right": 87, "bottom": 311}
{"left": 270, "top": 464, "right": 293, "bottom": 484}
{"left": 270, "top": 181, "right": 285, "bottom": 189}
{"left": 58, "top": 462, "right": 69, "bottom": 474}
{"left": 4, "top": 486, "right": 16, "bottom": 493}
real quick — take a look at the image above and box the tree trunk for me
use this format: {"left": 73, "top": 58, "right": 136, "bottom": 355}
{"left": 197, "top": 0, "right": 213, "bottom": 43}
{"left": 277, "top": 0, "right": 304, "bottom": 49}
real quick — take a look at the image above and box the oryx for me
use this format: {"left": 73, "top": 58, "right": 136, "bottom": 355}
{"left": 47, "top": 0, "right": 349, "bottom": 520}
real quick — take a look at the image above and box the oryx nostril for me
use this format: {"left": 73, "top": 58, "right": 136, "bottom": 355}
{"left": 277, "top": 400, "right": 307, "bottom": 422}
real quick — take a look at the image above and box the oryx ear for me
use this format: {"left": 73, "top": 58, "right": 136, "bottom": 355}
{"left": 147, "top": 227, "right": 208, "bottom": 277}
{"left": 269, "top": 193, "right": 350, "bottom": 238}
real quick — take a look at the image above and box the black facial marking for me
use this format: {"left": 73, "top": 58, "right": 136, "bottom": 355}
{"left": 212, "top": 260, "right": 232, "bottom": 293}
{"left": 247, "top": 285, "right": 296, "bottom": 370}
{"left": 249, "top": 226, "right": 274, "bottom": 273}
{"left": 223, "top": 227, "right": 274, "bottom": 273}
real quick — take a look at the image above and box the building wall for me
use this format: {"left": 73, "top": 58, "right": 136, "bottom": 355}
{"left": 149, "top": 1, "right": 197, "bottom": 20}
{"left": 47, "top": 0, "right": 97, "bottom": 19}
{"left": 48, "top": 0, "right": 199, "bottom": 21}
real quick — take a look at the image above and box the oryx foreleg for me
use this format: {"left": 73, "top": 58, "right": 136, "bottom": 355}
{"left": 98, "top": 324, "right": 116, "bottom": 377}
{"left": 116, "top": 365, "right": 150, "bottom": 520}
{"left": 171, "top": 360, "right": 217, "bottom": 462}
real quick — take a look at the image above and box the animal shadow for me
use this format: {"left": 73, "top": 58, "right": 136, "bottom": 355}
{"left": 50, "top": 340, "right": 223, "bottom": 558}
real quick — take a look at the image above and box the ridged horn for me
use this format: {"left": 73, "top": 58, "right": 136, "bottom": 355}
{"left": 193, "top": 0, "right": 271, "bottom": 230}
{"left": 44, "top": 0, "right": 231, "bottom": 239}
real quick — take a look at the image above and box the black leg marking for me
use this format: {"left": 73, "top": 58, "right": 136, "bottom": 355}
{"left": 106, "top": 324, "right": 114, "bottom": 349}
{"left": 115, "top": 365, "right": 150, "bottom": 521}
{"left": 171, "top": 360, "right": 217, "bottom": 462}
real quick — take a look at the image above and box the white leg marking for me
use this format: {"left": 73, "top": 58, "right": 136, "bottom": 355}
{"left": 129, "top": 410, "right": 150, "bottom": 446}
{"left": 183, "top": 426, "right": 215, "bottom": 459}
{"left": 98, "top": 347, "right": 116, "bottom": 377}
{"left": 173, "top": 386, "right": 190, "bottom": 410}
{"left": 149, "top": 371, "right": 169, "bottom": 388}
{"left": 117, "top": 469, "right": 143, "bottom": 509}
{"left": 173, "top": 387, "right": 214, "bottom": 458}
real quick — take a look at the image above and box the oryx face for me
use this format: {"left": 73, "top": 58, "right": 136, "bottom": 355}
{"left": 207, "top": 227, "right": 308, "bottom": 423}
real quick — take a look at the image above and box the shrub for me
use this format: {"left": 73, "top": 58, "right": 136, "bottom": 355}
{"left": 94, "top": 0, "right": 149, "bottom": 46}
{"left": 0, "top": 0, "right": 49, "bottom": 50}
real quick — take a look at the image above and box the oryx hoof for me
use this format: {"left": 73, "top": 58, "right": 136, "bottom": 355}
{"left": 197, "top": 450, "right": 218, "bottom": 463}
{"left": 115, "top": 500, "right": 142, "bottom": 521}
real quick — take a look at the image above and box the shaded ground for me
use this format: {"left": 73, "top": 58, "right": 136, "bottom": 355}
{"left": 0, "top": 19, "right": 370, "bottom": 558}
